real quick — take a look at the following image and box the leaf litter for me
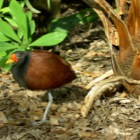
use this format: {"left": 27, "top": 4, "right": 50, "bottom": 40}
{"left": 0, "top": 15, "right": 139, "bottom": 140}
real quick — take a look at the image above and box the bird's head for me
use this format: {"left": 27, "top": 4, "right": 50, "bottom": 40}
{"left": 6, "top": 51, "right": 28, "bottom": 65}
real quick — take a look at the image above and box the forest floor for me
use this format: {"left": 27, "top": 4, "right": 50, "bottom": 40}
{"left": 0, "top": 1, "right": 140, "bottom": 140}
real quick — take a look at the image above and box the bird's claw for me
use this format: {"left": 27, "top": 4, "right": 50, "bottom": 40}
{"left": 31, "top": 119, "right": 48, "bottom": 126}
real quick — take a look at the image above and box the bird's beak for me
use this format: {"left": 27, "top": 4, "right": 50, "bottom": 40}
{"left": 6, "top": 59, "right": 14, "bottom": 64}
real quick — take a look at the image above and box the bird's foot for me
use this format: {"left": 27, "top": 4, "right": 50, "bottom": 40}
{"left": 31, "top": 119, "right": 48, "bottom": 125}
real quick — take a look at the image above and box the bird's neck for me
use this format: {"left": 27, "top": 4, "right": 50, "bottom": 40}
{"left": 11, "top": 53, "right": 30, "bottom": 88}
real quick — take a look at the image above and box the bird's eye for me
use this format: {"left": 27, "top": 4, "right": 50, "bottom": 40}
{"left": 16, "top": 53, "right": 21, "bottom": 59}
{"left": 16, "top": 54, "right": 20, "bottom": 58}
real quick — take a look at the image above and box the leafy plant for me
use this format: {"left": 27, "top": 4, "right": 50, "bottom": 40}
{"left": 0, "top": 0, "right": 13, "bottom": 25}
{"left": 0, "top": 0, "right": 99, "bottom": 71}
{"left": 49, "top": 8, "right": 98, "bottom": 33}
{"left": 0, "top": 0, "right": 67, "bottom": 71}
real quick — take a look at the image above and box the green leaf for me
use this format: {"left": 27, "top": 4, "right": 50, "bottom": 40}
{"left": 29, "top": 32, "right": 67, "bottom": 47}
{"left": 30, "top": 20, "right": 35, "bottom": 35}
{"left": 47, "top": 0, "right": 51, "bottom": 10}
{"left": 0, "top": 42, "right": 19, "bottom": 51}
{"left": 0, "top": 33, "right": 10, "bottom": 42}
{"left": 4, "top": 17, "right": 18, "bottom": 27}
{"left": 0, "top": 55, "right": 12, "bottom": 71}
{"left": 0, "top": 0, "right": 4, "bottom": 9}
{"left": 0, "top": 7, "right": 10, "bottom": 14}
{"left": 10, "top": 0, "right": 28, "bottom": 43}
{"left": 0, "top": 51, "right": 7, "bottom": 58}
{"left": 0, "top": 20, "right": 21, "bottom": 43}
{"left": 26, "top": 11, "right": 35, "bottom": 35}
{"left": 25, "top": 0, "right": 41, "bottom": 13}
{"left": 49, "top": 8, "right": 98, "bottom": 32}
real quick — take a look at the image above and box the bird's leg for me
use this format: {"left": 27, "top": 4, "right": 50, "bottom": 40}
{"left": 41, "top": 92, "right": 53, "bottom": 122}
{"left": 32, "top": 92, "right": 53, "bottom": 125}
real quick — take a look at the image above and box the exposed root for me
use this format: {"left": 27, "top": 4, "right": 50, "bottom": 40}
{"left": 81, "top": 76, "right": 140, "bottom": 117}
{"left": 85, "top": 69, "right": 114, "bottom": 89}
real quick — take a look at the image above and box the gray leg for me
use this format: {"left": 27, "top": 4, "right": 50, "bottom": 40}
{"left": 41, "top": 92, "right": 53, "bottom": 122}
{"left": 32, "top": 92, "right": 53, "bottom": 125}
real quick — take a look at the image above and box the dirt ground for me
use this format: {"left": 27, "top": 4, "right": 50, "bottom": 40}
{"left": 0, "top": 1, "right": 140, "bottom": 140}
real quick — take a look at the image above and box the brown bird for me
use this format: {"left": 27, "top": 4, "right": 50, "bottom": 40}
{"left": 6, "top": 50, "right": 76, "bottom": 124}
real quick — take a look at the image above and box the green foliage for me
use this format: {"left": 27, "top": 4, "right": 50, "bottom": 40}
{"left": 0, "top": 20, "right": 21, "bottom": 43}
{"left": 29, "top": 32, "right": 67, "bottom": 47}
{"left": 10, "top": 0, "right": 29, "bottom": 44}
{"left": 47, "top": 0, "right": 51, "bottom": 10}
{"left": 49, "top": 8, "right": 98, "bottom": 33}
{"left": 0, "top": 1, "right": 98, "bottom": 71}
{"left": 25, "top": 0, "right": 41, "bottom": 13}
{"left": 0, "top": 0, "right": 67, "bottom": 71}
{"left": 0, "top": 0, "right": 4, "bottom": 9}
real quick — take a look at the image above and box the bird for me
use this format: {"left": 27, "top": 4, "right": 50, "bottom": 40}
{"left": 6, "top": 50, "right": 76, "bottom": 124}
